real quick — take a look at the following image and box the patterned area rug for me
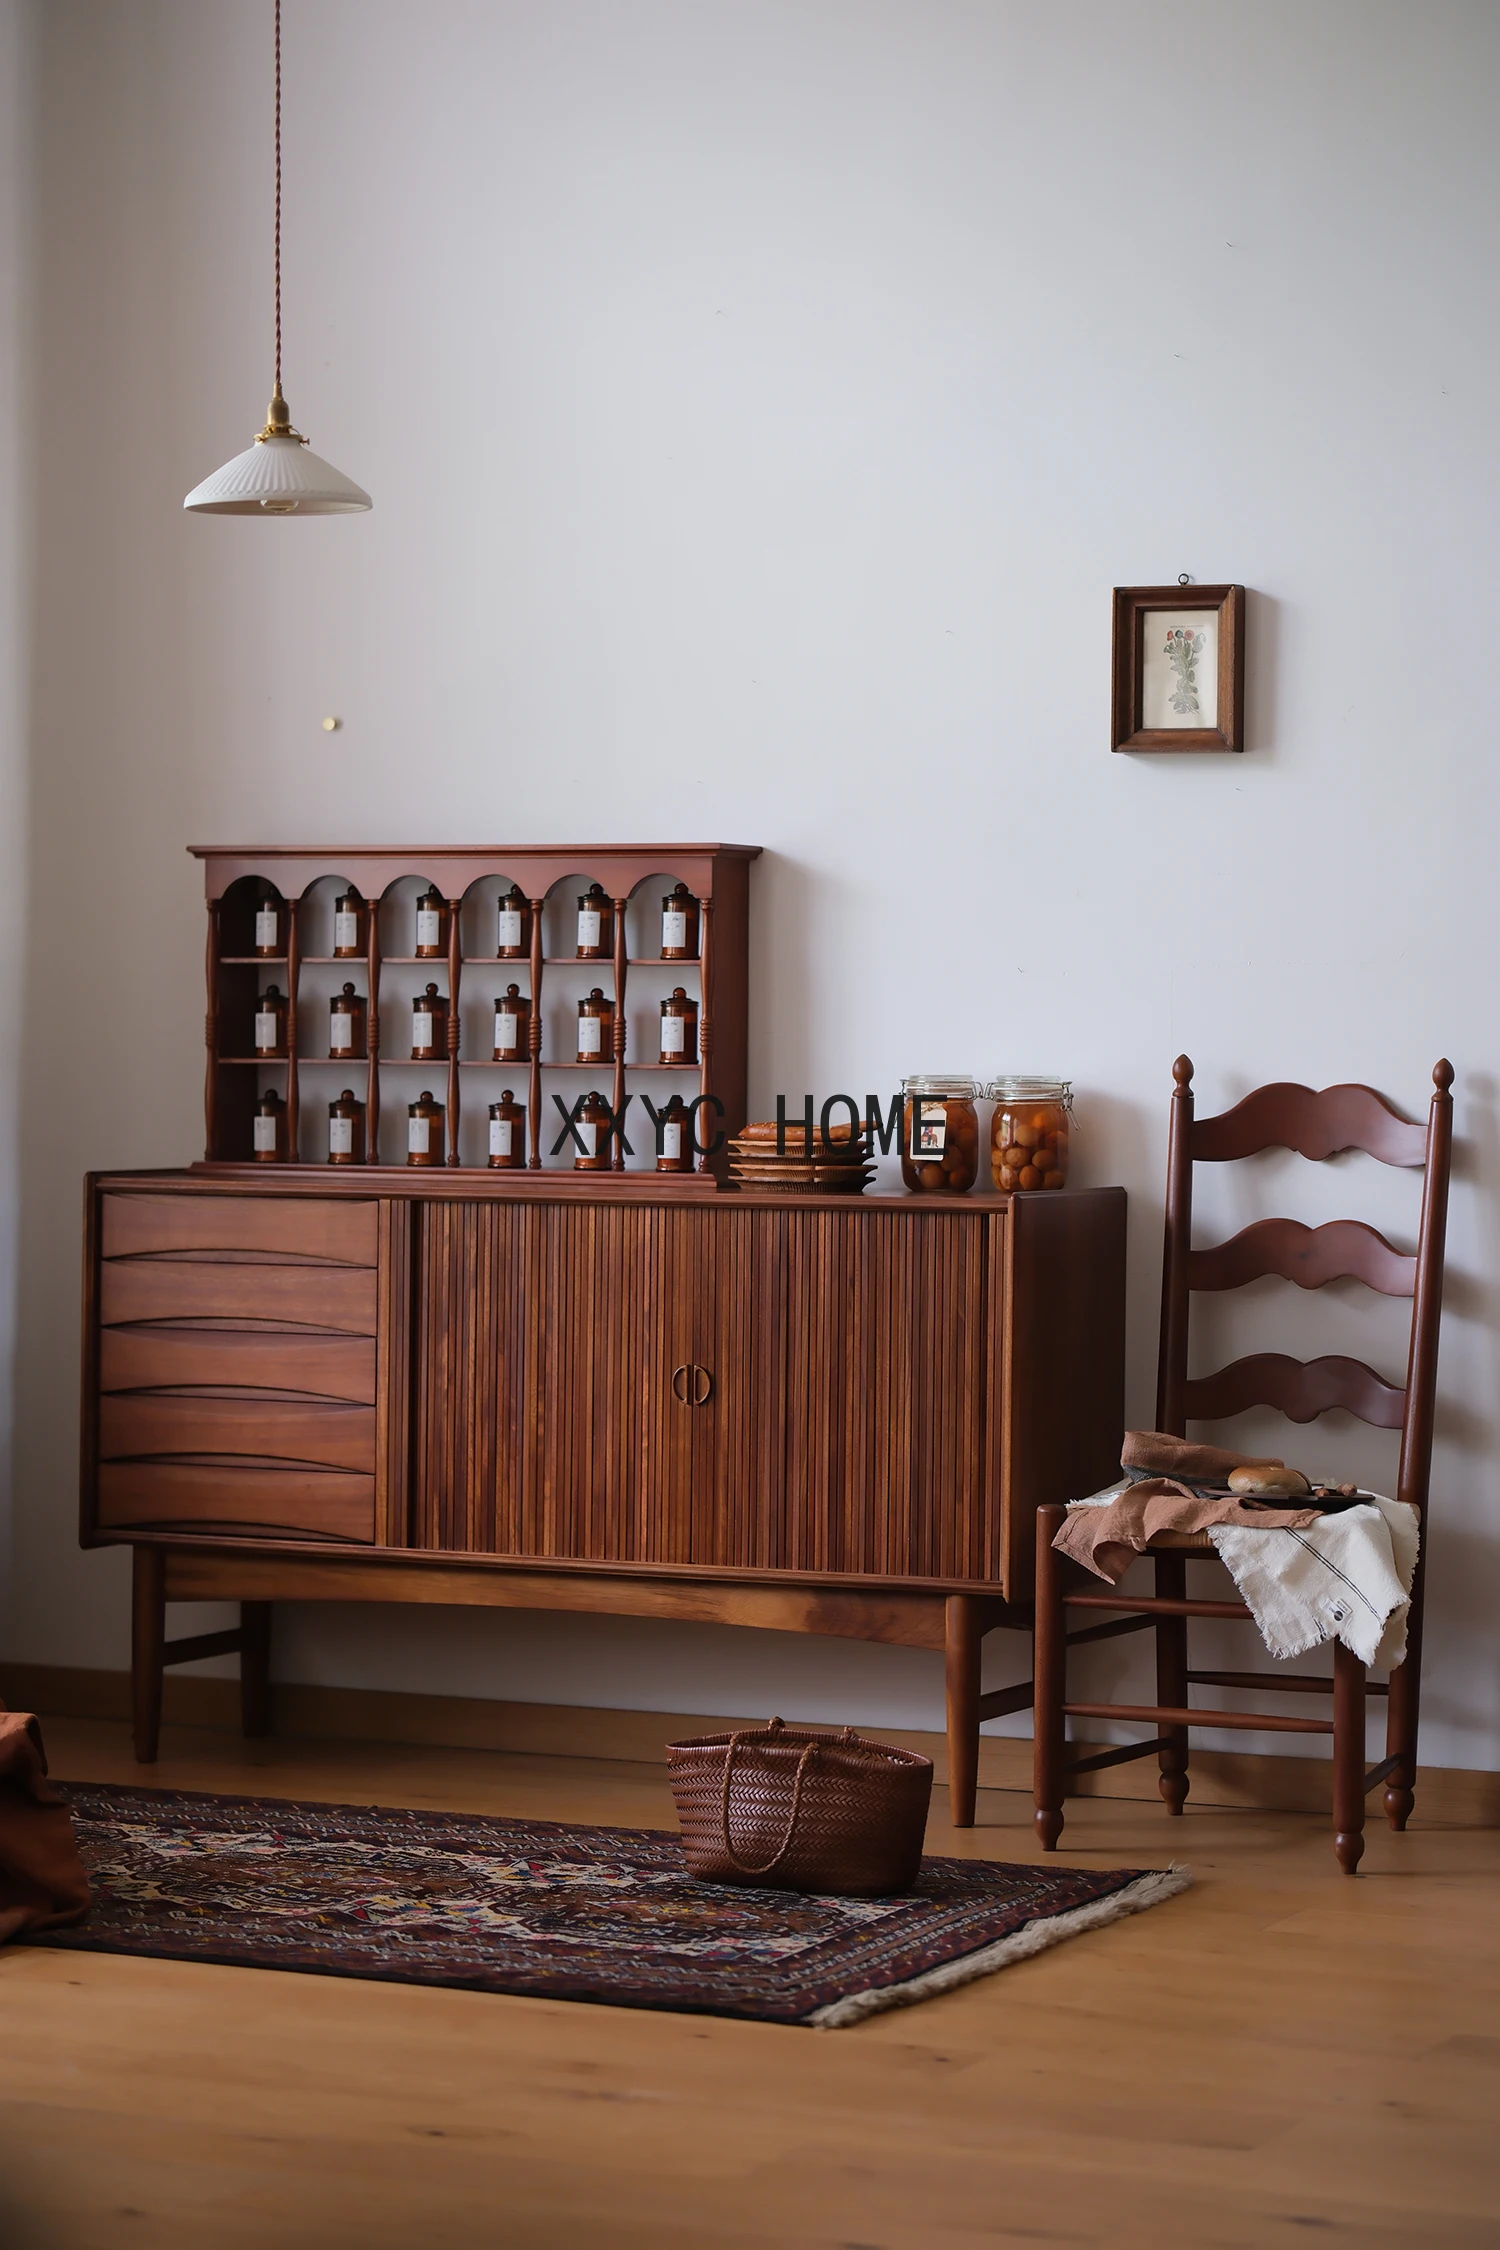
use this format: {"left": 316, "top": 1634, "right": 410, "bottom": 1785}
{"left": 23, "top": 1784, "right": 1191, "bottom": 2028}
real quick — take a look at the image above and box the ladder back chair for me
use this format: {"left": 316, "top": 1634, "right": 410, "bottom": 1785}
{"left": 1033, "top": 1055, "right": 1453, "bottom": 1873}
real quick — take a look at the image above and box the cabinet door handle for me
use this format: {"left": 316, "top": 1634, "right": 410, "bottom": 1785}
{"left": 671, "top": 1364, "right": 690, "bottom": 1405}
{"left": 691, "top": 1364, "right": 713, "bottom": 1406}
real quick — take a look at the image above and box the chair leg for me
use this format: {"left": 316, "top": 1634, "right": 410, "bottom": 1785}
{"left": 1153, "top": 1551, "right": 1190, "bottom": 1814}
{"left": 945, "top": 1595, "right": 982, "bottom": 1830}
{"left": 240, "top": 1602, "right": 273, "bottom": 1738}
{"left": 1033, "top": 1506, "right": 1066, "bottom": 1850}
{"left": 1333, "top": 1638, "right": 1367, "bottom": 1874}
{"left": 1384, "top": 1553, "right": 1425, "bottom": 1829}
{"left": 131, "top": 1545, "right": 165, "bottom": 1765}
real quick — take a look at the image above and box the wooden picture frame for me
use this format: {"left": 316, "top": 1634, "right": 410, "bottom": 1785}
{"left": 1111, "top": 583, "right": 1245, "bottom": 753}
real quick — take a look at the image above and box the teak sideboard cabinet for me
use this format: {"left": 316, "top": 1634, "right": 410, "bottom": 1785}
{"left": 81, "top": 1171, "right": 1127, "bottom": 1824}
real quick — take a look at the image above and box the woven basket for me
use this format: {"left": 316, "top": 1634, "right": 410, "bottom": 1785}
{"left": 666, "top": 1717, "right": 933, "bottom": 1896}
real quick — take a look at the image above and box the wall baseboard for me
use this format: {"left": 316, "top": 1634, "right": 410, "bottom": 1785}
{"left": 5, "top": 1660, "right": 1497, "bottom": 1824}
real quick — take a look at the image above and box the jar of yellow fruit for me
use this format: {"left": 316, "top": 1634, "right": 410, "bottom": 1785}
{"left": 988, "top": 1079, "right": 1072, "bottom": 1191}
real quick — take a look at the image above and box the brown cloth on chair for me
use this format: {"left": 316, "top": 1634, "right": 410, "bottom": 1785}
{"left": 0, "top": 1705, "right": 90, "bottom": 1942}
{"left": 1055, "top": 1431, "right": 1323, "bottom": 1584}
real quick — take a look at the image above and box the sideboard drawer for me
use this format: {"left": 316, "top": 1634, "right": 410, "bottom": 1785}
{"left": 98, "top": 1462, "right": 375, "bottom": 1542}
{"left": 99, "top": 1326, "right": 378, "bottom": 1405}
{"left": 101, "top": 1192, "right": 378, "bottom": 1267}
{"left": 98, "top": 1393, "right": 376, "bottom": 1474}
{"left": 99, "top": 1259, "right": 378, "bottom": 1335}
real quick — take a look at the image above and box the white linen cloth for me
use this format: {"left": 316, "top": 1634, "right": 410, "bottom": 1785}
{"left": 1067, "top": 1482, "right": 1420, "bottom": 1669}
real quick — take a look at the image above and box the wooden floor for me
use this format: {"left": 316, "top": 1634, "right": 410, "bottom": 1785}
{"left": 1, "top": 1719, "right": 1497, "bottom": 2249}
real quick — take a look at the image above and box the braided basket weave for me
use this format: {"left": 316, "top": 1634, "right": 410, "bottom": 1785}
{"left": 666, "top": 1717, "right": 933, "bottom": 1896}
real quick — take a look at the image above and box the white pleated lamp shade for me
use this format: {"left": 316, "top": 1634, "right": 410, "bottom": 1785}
{"left": 184, "top": 415, "right": 371, "bottom": 516}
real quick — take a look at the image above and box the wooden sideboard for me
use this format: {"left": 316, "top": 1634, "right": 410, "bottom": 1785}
{"left": 81, "top": 1170, "right": 1127, "bottom": 1824}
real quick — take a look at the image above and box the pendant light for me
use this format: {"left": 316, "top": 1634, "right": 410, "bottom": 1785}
{"left": 184, "top": 0, "right": 371, "bottom": 516}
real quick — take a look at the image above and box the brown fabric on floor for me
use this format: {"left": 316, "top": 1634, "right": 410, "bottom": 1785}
{"left": 1119, "top": 1430, "right": 1287, "bottom": 1484}
{"left": 1054, "top": 1478, "right": 1323, "bottom": 1583}
{"left": 0, "top": 1705, "right": 90, "bottom": 1942}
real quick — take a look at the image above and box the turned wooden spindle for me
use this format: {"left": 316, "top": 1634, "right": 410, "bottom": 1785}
{"left": 695, "top": 894, "right": 713, "bottom": 1173}
{"left": 204, "top": 899, "right": 221, "bottom": 1159}
{"left": 611, "top": 897, "right": 628, "bottom": 1171}
{"left": 527, "top": 899, "right": 544, "bottom": 1168}
{"left": 366, "top": 903, "right": 382, "bottom": 1165}
{"left": 445, "top": 898, "right": 462, "bottom": 1165}
{"left": 285, "top": 895, "right": 301, "bottom": 1164}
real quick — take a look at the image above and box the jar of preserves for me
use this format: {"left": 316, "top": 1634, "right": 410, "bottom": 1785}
{"left": 577, "top": 987, "right": 615, "bottom": 1062}
{"left": 328, "top": 1088, "right": 366, "bottom": 1166}
{"left": 493, "top": 983, "right": 530, "bottom": 1061}
{"left": 496, "top": 885, "right": 531, "bottom": 960}
{"left": 407, "top": 1089, "right": 445, "bottom": 1167}
{"left": 576, "top": 883, "right": 614, "bottom": 960}
{"left": 659, "top": 987, "right": 698, "bottom": 1065}
{"left": 655, "top": 1093, "right": 692, "bottom": 1173}
{"left": 332, "top": 891, "right": 367, "bottom": 959}
{"left": 410, "top": 982, "right": 448, "bottom": 1062}
{"left": 487, "top": 1090, "right": 525, "bottom": 1169}
{"left": 253, "top": 895, "right": 285, "bottom": 957}
{"left": 253, "top": 985, "right": 288, "bottom": 1058}
{"left": 900, "top": 1075, "right": 980, "bottom": 1195}
{"left": 660, "top": 883, "right": 700, "bottom": 960}
{"left": 414, "top": 886, "right": 449, "bottom": 959}
{"left": 328, "top": 982, "right": 366, "bottom": 1059}
{"left": 573, "top": 1089, "right": 612, "bottom": 1170}
{"left": 988, "top": 1078, "right": 1072, "bottom": 1191}
{"left": 252, "top": 1088, "right": 287, "bottom": 1162}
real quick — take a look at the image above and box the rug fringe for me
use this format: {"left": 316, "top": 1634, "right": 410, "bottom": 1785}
{"left": 807, "top": 1864, "right": 1194, "bottom": 2029}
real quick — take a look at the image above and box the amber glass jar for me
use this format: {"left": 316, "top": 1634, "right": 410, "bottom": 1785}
{"left": 328, "top": 983, "right": 366, "bottom": 1060}
{"left": 900, "top": 1075, "right": 980, "bottom": 1194}
{"left": 496, "top": 885, "right": 531, "bottom": 961}
{"left": 493, "top": 984, "right": 530, "bottom": 1061}
{"left": 989, "top": 1078, "right": 1072, "bottom": 1191}
{"left": 407, "top": 1090, "right": 445, "bottom": 1167}
{"left": 573, "top": 1089, "right": 612, "bottom": 1170}
{"left": 328, "top": 1089, "right": 366, "bottom": 1166}
{"left": 414, "top": 887, "right": 449, "bottom": 959}
{"left": 332, "top": 891, "right": 367, "bottom": 959}
{"left": 410, "top": 983, "right": 448, "bottom": 1061}
{"left": 576, "top": 883, "right": 614, "bottom": 960}
{"left": 253, "top": 896, "right": 285, "bottom": 957}
{"left": 252, "top": 1088, "right": 287, "bottom": 1162}
{"left": 577, "top": 988, "right": 615, "bottom": 1062}
{"left": 253, "top": 985, "right": 288, "bottom": 1058}
{"left": 660, "top": 884, "right": 700, "bottom": 960}
{"left": 488, "top": 1091, "right": 525, "bottom": 1169}
{"left": 656, "top": 1094, "right": 692, "bottom": 1173}
{"left": 659, "top": 987, "right": 698, "bottom": 1065}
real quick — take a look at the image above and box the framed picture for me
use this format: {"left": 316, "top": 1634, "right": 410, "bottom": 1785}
{"left": 1111, "top": 583, "right": 1245, "bottom": 753}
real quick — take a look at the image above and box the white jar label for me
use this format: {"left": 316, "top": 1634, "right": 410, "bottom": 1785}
{"left": 334, "top": 910, "right": 359, "bottom": 951}
{"left": 330, "top": 1013, "right": 353, "bottom": 1051}
{"left": 662, "top": 1121, "right": 682, "bottom": 1160}
{"left": 409, "top": 1116, "right": 431, "bottom": 1153}
{"left": 912, "top": 1100, "right": 947, "bottom": 1159}
{"left": 329, "top": 1115, "right": 354, "bottom": 1155}
{"left": 578, "top": 1015, "right": 602, "bottom": 1055}
{"left": 253, "top": 1116, "right": 278, "bottom": 1152}
{"left": 495, "top": 1012, "right": 518, "bottom": 1053}
{"left": 661, "top": 1013, "right": 685, "bottom": 1055}
{"left": 490, "top": 1118, "right": 513, "bottom": 1157}
{"left": 416, "top": 907, "right": 441, "bottom": 948}
{"left": 662, "top": 910, "right": 687, "bottom": 950}
{"left": 577, "top": 909, "right": 601, "bottom": 947}
{"left": 254, "top": 1010, "right": 278, "bottom": 1050}
{"left": 255, "top": 907, "right": 278, "bottom": 948}
{"left": 412, "top": 1011, "right": 433, "bottom": 1048}
{"left": 497, "top": 906, "right": 522, "bottom": 949}
{"left": 576, "top": 1119, "right": 598, "bottom": 1156}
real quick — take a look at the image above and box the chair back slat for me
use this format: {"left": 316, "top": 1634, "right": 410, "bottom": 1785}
{"left": 1188, "top": 1217, "right": 1416, "bottom": 1298}
{"left": 1190, "top": 1080, "right": 1427, "bottom": 1168}
{"left": 1183, "top": 1351, "right": 1406, "bottom": 1430}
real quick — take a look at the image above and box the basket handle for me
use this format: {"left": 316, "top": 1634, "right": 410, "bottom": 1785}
{"left": 719, "top": 1719, "right": 830, "bottom": 1877}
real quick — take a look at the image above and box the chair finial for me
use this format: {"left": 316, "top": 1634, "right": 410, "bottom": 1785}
{"left": 1173, "top": 1054, "right": 1194, "bottom": 1090}
{"left": 1433, "top": 1058, "right": 1454, "bottom": 1092}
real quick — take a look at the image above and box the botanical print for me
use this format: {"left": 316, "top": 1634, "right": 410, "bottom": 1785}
{"left": 1139, "top": 609, "right": 1218, "bottom": 730}
{"left": 1164, "top": 626, "right": 1203, "bottom": 715}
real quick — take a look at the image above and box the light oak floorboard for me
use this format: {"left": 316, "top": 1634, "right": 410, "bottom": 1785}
{"left": 0, "top": 1718, "right": 1497, "bottom": 2249}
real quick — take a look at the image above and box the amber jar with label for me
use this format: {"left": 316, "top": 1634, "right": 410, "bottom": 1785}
{"left": 495, "top": 886, "right": 531, "bottom": 960}
{"left": 410, "top": 982, "right": 449, "bottom": 1061}
{"left": 414, "top": 887, "right": 449, "bottom": 959}
{"left": 328, "top": 983, "right": 366, "bottom": 1060}
{"left": 655, "top": 1094, "right": 693, "bottom": 1173}
{"left": 328, "top": 1089, "right": 366, "bottom": 1166}
{"left": 407, "top": 1090, "right": 445, "bottom": 1167}
{"left": 660, "top": 884, "right": 700, "bottom": 960}
{"left": 488, "top": 1091, "right": 525, "bottom": 1169}
{"left": 576, "top": 883, "right": 614, "bottom": 960}
{"left": 900, "top": 1075, "right": 980, "bottom": 1194}
{"left": 332, "top": 891, "right": 367, "bottom": 959}
{"left": 577, "top": 988, "right": 615, "bottom": 1063}
{"left": 253, "top": 985, "right": 288, "bottom": 1058}
{"left": 253, "top": 896, "right": 285, "bottom": 958}
{"left": 659, "top": 988, "right": 698, "bottom": 1065}
{"left": 573, "top": 1089, "right": 612, "bottom": 1170}
{"left": 252, "top": 1088, "right": 287, "bottom": 1162}
{"left": 988, "top": 1078, "right": 1072, "bottom": 1191}
{"left": 492, "top": 984, "right": 530, "bottom": 1061}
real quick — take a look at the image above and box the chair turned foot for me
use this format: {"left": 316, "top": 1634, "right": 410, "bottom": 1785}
{"left": 1335, "top": 1829, "right": 1365, "bottom": 1875}
{"left": 1034, "top": 1806, "right": 1063, "bottom": 1851}
{"left": 1384, "top": 1779, "right": 1415, "bottom": 1830}
{"left": 1158, "top": 1766, "right": 1189, "bottom": 1816}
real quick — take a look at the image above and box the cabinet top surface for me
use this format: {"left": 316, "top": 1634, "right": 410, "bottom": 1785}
{"left": 190, "top": 842, "right": 763, "bottom": 862}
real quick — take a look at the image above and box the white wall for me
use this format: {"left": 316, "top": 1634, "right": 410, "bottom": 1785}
{"left": 6, "top": 0, "right": 1499, "bottom": 1767}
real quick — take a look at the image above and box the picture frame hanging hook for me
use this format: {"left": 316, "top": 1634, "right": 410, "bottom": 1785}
{"left": 1178, "top": 572, "right": 1192, "bottom": 585}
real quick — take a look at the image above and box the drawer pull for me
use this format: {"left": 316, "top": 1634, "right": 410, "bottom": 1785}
{"left": 672, "top": 1363, "right": 713, "bottom": 1407}
{"left": 691, "top": 1364, "right": 713, "bottom": 1406}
